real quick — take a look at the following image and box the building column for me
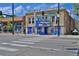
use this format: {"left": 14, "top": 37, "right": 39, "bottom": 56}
{"left": 21, "top": 22, "right": 24, "bottom": 33}
{"left": 34, "top": 27, "right": 37, "bottom": 34}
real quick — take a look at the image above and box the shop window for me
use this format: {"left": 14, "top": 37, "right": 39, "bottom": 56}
{"left": 56, "top": 17, "right": 59, "bottom": 24}
{"left": 15, "top": 25, "right": 21, "bottom": 33}
{"left": 45, "top": 16, "right": 48, "bottom": 21}
{"left": 52, "top": 16, "right": 55, "bottom": 22}
{"left": 45, "top": 16, "right": 47, "bottom": 19}
{"left": 38, "top": 16, "right": 42, "bottom": 22}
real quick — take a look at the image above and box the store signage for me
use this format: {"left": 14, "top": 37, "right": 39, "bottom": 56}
{"left": 48, "top": 13, "right": 56, "bottom": 16}
{"left": 39, "top": 21, "right": 50, "bottom": 27}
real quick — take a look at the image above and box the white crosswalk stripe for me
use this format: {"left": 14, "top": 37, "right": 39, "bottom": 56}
{"left": 0, "top": 46, "right": 19, "bottom": 52}
{"left": 1, "top": 42, "right": 28, "bottom": 47}
{"left": 11, "top": 41, "right": 35, "bottom": 44}
{"left": 0, "top": 40, "right": 37, "bottom": 53}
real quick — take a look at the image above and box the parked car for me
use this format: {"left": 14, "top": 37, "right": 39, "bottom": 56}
{"left": 71, "top": 29, "right": 79, "bottom": 35}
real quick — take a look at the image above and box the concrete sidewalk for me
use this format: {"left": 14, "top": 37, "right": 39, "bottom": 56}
{"left": 0, "top": 33, "right": 79, "bottom": 38}
{"left": 25, "top": 34, "right": 79, "bottom": 38}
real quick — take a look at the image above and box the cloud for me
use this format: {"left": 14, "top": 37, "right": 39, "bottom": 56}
{"left": 0, "top": 6, "right": 12, "bottom": 15}
{"left": 15, "top": 5, "right": 24, "bottom": 13}
{"left": 33, "top": 4, "right": 48, "bottom": 10}
{"left": 14, "top": 5, "right": 26, "bottom": 16}
{"left": 0, "top": 5, "right": 26, "bottom": 16}
{"left": 50, "top": 3, "right": 64, "bottom": 9}
{"left": 26, "top": 6, "right": 30, "bottom": 10}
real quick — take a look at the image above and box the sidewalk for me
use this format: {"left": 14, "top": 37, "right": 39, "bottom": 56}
{"left": 0, "top": 33, "right": 79, "bottom": 38}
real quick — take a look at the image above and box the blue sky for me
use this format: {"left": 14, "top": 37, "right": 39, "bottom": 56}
{"left": 0, "top": 3, "right": 73, "bottom": 16}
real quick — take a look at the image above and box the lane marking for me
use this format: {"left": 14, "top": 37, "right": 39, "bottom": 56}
{"left": 12, "top": 41, "right": 35, "bottom": 44}
{"left": 20, "top": 40, "right": 41, "bottom": 42}
{"left": 0, "top": 47, "right": 18, "bottom": 52}
{"left": 1, "top": 43, "right": 28, "bottom": 47}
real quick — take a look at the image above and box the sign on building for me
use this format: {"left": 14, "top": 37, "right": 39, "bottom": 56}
{"left": 48, "top": 13, "right": 56, "bottom": 16}
{"left": 39, "top": 21, "right": 50, "bottom": 27}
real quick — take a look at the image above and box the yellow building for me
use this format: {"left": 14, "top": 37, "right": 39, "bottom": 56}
{"left": 25, "top": 9, "right": 75, "bottom": 35}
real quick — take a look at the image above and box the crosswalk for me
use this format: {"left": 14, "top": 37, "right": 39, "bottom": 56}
{"left": 0, "top": 46, "right": 19, "bottom": 52}
{"left": 12, "top": 41, "right": 35, "bottom": 44}
{"left": 0, "top": 39, "right": 78, "bottom": 56}
{"left": 0, "top": 39, "right": 40, "bottom": 56}
{"left": 1, "top": 42, "right": 29, "bottom": 47}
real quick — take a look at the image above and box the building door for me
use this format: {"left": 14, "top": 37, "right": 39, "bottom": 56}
{"left": 51, "top": 27, "right": 54, "bottom": 35}
{"left": 27, "top": 27, "right": 33, "bottom": 34}
{"left": 44, "top": 27, "right": 48, "bottom": 34}
{"left": 54, "top": 26, "right": 61, "bottom": 35}
{"left": 37, "top": 27, "right": 43, "bottom": 34}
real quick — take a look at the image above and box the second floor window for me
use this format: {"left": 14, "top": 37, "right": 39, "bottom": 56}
{"left": 28, "top": 17, "right": 31, "bottom": 24}
{"left": 32, "top": 17, "right": 34, "bottom": 23}
{"left": 52, "top": 16, "right": 55, "bottom": 22}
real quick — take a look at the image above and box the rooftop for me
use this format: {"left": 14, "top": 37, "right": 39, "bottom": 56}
{"left": 0, "top": 16, "right": 24, "bottom": 22}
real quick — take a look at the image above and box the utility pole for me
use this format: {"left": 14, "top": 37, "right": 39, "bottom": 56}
{"left": 12, "top": 3, "right": 14, "bottom": 35}
{"left": 57, "top": 3, "right": 60, "bottom": 36}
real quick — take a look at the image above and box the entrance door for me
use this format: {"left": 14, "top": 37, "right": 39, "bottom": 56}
{"left": 27, "top": 27, "right": 32, "bottom": 34}
{"left": 55, "top": 26, "right": 61, "bottom": 35}
{"left": 44, "top": 27, "right": 48, "bottom": 34}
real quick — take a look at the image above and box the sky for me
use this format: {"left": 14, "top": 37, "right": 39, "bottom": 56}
{"left": 0, "top": 3, "right": 73, "bottom": 16}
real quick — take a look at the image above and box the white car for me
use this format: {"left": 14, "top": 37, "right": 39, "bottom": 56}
{"left": 72, "top": 29, "right": 79, "bottom": 35}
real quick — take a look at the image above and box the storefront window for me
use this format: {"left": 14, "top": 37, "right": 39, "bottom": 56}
{"left": 14, "top": 22, "right": 21, "bottom": 33}
{"left": 15, "top": 25, "right": 21, "bottom": 33}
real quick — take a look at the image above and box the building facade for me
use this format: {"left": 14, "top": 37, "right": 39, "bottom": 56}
{"left": 0, "top": 16, "right": 25, "bottom": 33}
{"left": 25, "top": 9, "right": 75, "bottom": 35}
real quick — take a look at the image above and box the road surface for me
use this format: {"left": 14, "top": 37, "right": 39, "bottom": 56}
{"left": 0, "top": 34, "right": 79, "bottom": 56}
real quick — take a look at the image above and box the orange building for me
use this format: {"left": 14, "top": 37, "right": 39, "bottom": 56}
{"left": 0, "top": 16, "right": 25, "bottom": 33}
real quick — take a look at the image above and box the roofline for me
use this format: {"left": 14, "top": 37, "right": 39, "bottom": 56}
{"left": 25, "top": 9, "right": 66, "bottom": 15}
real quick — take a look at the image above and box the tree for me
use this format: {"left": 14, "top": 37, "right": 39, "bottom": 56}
{"left": 0, "top": 11, "right": 2, "bottom": 15}
{"left": 72, "top": 4, "right": 79, "bottom": 30}
{"left": 6, "top": 21, "right": 13, "bottom": 31}
{"left": 72, "top": 4, "right": 79, "bottom": 16}
{"left": 0, "top": 11, "right": 4, "bottom": 18}
{"left": 0, "top": 15, "right": 4, "bottom": 18}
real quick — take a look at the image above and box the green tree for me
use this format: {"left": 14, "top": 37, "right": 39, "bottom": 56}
{"left": 0, "top": 11, "right": 2, "bottom": 15}
{"left": 6, "top": 21, "right": 13, "bottom": 31}
{"left": 72, "top": 3, "right": 79, "bottom": 16}
{"left": 72, "top": 4, "right": 79, "bottom": 30}
{"left": 0, "top": 11, "right": 4, "bottom": 18}
{"left": 0, "top": 15, "right": 4, "bottom": 18}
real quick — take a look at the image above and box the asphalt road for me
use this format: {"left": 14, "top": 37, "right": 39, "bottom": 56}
{"left": 0, "top": 34, "right": 79, "bottom": 56}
